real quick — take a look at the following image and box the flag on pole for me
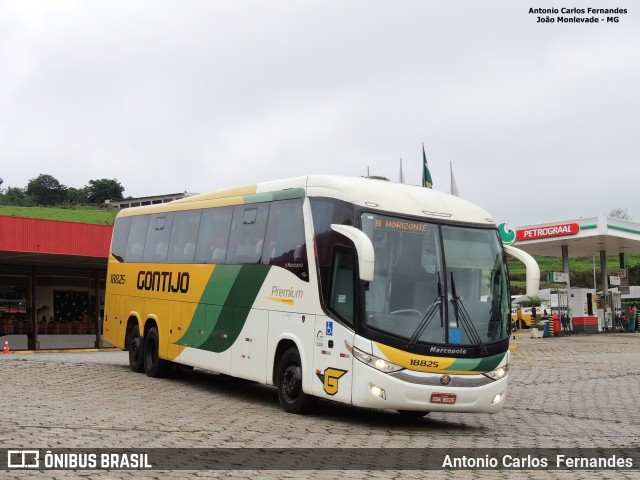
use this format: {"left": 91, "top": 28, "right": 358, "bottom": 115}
{"left": 422, "top": 144, "right": 433, "bottom": 188}
{"left": 399, "top": 158, "right": 405, "bottom": 183}
{"left": 450, "top": 161, "right": 459, "bottom": 196}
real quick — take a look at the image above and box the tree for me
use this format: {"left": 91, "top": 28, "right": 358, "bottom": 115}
{"left": 519, "top": 296, "right": 544, "bottom": 307}
{"left": 0, "top": 186, "right": 27, "bottom": 206}
{"left": 629, "top": 263, "right": 640, "bottom": 286}
{"left": 66, "top": 187, "right": 89, "bottom": 205}
{"left": 26, "top": 174, "right": 67, "bottom": 205}
{"left": 607, "top": 207, "right": 633, "bottom": 220}
{"left": 85, "top": 178, "right": 125, "bottom": 205}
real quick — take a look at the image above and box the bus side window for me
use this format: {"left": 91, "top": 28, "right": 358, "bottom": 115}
{"left": 143, "top": 213, "right": 174, "bottom": 263}
{"left": 226, "top": 204, "right": 269, "bottom": 264}
{"left": 167, "top": 210, "right": 201, "bottom": 264}
{"left": 111, "top": 217, "right": 131, "bottom": 262}
{"left": 195, "top": 207, "right": 233, "bottom": 264}
{"left": 125, "top": 216, "right": 150, "bottom": 263}
{"left": 329, "top": 250, "right": 355, "bottom": 326}
{"left": 309, "top": 197, "right": 355, "bottom": 314}
{"left": 261, "top": 199, "right": 308, "bottom": 281}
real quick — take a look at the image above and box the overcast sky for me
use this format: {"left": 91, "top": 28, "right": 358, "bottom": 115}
{"left": 1, "top": 0, "right": 638, "bottom": 227}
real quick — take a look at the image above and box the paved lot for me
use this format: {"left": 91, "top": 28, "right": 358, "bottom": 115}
{"left": 1, "top": 333, "right": 639, "bottom": 479}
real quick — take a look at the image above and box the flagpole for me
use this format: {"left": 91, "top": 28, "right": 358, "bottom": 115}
{"left": 450, "top": 161, "right": 459, "bottom": 196}
{"left": 422, "top": 143, "right": 433, "bottom": 188}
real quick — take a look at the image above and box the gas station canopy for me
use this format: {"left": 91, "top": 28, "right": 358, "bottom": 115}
{"left": 510, "top": 216, "right": 640, "bottom": 258}
{"left": 506, "top": 216, "right": 640, "bottom": 332}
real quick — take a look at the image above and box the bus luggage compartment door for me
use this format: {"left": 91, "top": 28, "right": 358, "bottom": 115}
{"left": 231, "top": 308, "right": 268, "bottom": 383}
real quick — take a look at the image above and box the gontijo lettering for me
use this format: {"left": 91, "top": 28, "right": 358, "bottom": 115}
{"left": 137, "top": 271, "right": 189, "bottom": 293}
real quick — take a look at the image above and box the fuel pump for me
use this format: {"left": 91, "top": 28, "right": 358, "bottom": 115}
{"left": 569, "top": 288, "right": 598, "bottom": 333}
{"left": 550, "top": 289, "right": 570, "bottom": 335}
{"left": 608, "top": 291, "right": 622, "bottom": 330}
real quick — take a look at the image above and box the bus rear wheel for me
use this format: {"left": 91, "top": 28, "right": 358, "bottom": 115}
{"left": 143, "top": 326, "right": 171, "bottom": 378}
{"left": 276, "top": 347, "right": 317, "bottom": 414}
{"left": 127, "top": 324, "right": 144, "bottom": 373}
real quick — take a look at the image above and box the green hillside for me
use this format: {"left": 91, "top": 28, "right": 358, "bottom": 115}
{"left": 508, "top": 254, "right": 640, "bottom": 294}
{"left": 0, "top": 205, "right": 116, "bottom": 225}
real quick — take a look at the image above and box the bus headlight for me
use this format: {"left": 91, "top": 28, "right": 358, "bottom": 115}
{"left": 346, "top": 343, "right": 404, "bottom": 373}
{"left": 369, "top": 384, "right": 387, "bottom": 400}
{"left": 483, "top": 363, "right": 509, "bottom": 381}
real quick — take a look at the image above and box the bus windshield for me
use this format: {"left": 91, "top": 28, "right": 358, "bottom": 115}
{"left": 361, "top": 213, "right": 510, "bottom": 347}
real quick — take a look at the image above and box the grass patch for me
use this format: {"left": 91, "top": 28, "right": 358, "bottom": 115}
{"left": 509, "top": 253, "right": 640, "bottom": 294}
{"left": 0, "top": 206, "right": 116, "bottom": 225}
{"left": 508, "top": 254, "right": 638, "bottom": 276}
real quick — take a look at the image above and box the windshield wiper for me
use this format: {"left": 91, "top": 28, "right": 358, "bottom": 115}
{"left": 450, "top": 272, "right": 488, "bottom": 356}
{"left": 405, "top": 272, "right": 443, "bottom": 349}
{"left": 487, "top": 255, "right": 506, "bottom": 340}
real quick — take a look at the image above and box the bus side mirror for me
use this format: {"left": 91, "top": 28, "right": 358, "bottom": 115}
{"left": 504, "top": 245, "right": 540, "bottom": 298}
{"left": 330, "top": 224, "right": 375, "bottom": 282}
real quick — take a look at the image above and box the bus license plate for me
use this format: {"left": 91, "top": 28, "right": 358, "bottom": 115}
{"left": 430, "top": 393, "right": 457, "bottom": 404}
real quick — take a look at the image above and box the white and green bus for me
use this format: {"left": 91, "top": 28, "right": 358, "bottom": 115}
{"left": 104, "top": 175, "right": 539, "bottom": 415}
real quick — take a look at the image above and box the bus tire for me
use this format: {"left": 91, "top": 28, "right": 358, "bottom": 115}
{"left": 127, "top": 324, "right": 144, "bottom": 373}
{"left": 276, "top": 347, "right": 317, "bottom": 414}
{"left": 143, "top": 326, "right": 171, "bottom": 378}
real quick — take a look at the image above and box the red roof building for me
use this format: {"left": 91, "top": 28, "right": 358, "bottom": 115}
{"left": 0, "top": 216, "right": 112, "bottom": 349}
{"left": 0, "top": 216, "right": 112, "bottom": 259}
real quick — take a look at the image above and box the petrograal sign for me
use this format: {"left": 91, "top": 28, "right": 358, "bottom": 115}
{"left": 516, "top": 223, "right": 579, "bottom": 241}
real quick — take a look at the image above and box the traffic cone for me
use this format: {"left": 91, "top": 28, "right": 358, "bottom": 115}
{"left": 3, "top": 340, "right": 10, "bottom": 354}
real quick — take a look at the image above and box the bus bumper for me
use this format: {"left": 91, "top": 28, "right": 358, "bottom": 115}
{"left": 350, "top": 360, "right": 508, "bottom": 413}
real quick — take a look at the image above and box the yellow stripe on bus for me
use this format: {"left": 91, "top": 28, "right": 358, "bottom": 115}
{"left": 267, "top": 297, "right": 295, "bottom": 306}
{"left": 375, "top": 342, "right": 457, "bottom": 372}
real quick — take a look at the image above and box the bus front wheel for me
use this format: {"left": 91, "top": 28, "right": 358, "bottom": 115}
{"left": 276, "top": 347, "right": 317, "bottom": 414}
{"left": 143, "top": 326, "right": 171, "bottom": 378}
{"left": 127, "top": 324, "right": 144, "bottom": 373}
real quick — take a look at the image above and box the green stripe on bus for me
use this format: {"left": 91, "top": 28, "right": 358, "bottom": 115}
{"left": 225, "top": 265, "right": 271, "bottom": 308}
{"left": 203, "top": 265, "right": 243, "bottom": 304}
{"left": 243, "top": 188, "right": 305, "bottom": 204}
{"left": 447, "top": 352, "right": 504, "bottom": 373}
{"left": 176, "top": 264, "right": 271, "bottom": 353}
{"left": 473, "top": 353, "right": 505, "bottom": 372}
{"left": 176, "top": 265, "right": 241, "bottom": 348}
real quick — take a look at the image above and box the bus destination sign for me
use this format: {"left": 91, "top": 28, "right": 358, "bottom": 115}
{"left": 375, "top": 219, "right": 428, "bottom": 232}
